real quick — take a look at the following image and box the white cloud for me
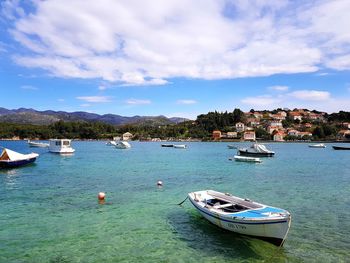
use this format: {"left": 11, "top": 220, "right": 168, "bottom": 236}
{"left": 80, "top": 103, "right": 91, "bottom": 107}
{"left": 268, "top": 85, "right": 289, "bottom": 92}
{"left": 176, "top": 99, "right": 197, "bottom": 105}
{"left": 20, "top": 85, "right": 37, "bottom": 90}
{"left": 76, "top": 96, "right": 111, "bottom": 103}
{"left": 241, "top": 95, "right": 281, "bottom": 107}
{"left": 98, "top": 85, "right": 107, "bottom": 91}
{"left": 288, "top": 90, "right": 330, "bottom": 101}
{"left": 125, "top": 98, "right": 151, "bottom": 105}
{"left": 6, "top": 0, "right": 350, "bottom": 85}
{"left": 57, "top": 98, "right": 65, "bottom": 102}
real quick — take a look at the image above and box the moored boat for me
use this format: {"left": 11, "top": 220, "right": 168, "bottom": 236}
{"left": 49, "top": 139, "right": 75, "bottom": 154}
{"left": 230, "top": 155, "right": 261, "bottom": 163}
{"left": 0, "top": 148, "right": 39, "bottom": 168}
{"left": 115, "top": 141, "right": 131, "bottom": 149}
{"left": 227, "top": 144, "right": 237, "bottom": 149}
{"left": 188, "top": 190, "right": 291, "bottom": 246}
{"left": 332, "top": 145, "right": 350, "bottom": 150}
{"left": 28, "top": 140, "right": 49, "bottom": 148}
{"left": 309, "top": 143, "right": 326, "bottom": 148}
{"left": 238, "top": 142, "right": 274, "bottom": 157}
{"left": 173, "top": 144, "right": 187, "bottom": 149}
{"left": 106, "top": 141, "right": 117, "bottom": 146}
{"left": 161, "top": 144, "right": 174, "bottom": 147}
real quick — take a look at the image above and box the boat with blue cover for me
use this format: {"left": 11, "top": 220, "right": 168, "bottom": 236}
{"left": 0, "top": 148, "right": 39, "bottom": 168}
{"left": 188, "top": 190, "right": 291, "bottom": 246}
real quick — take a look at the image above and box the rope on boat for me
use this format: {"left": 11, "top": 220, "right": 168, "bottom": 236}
{"left": 177, "top": 196, "right": 188, "bottom": 206}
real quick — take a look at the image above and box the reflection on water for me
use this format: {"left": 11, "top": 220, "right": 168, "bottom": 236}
{"left": 167, "top": 208, "right": 287, "bottom": 262}
{"left": 1, "top": 168, "right": 20, "bottom": 190}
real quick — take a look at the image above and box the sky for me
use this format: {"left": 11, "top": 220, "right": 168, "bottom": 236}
{"left": 0, "top": 0, "right": 350, "bottom": 119}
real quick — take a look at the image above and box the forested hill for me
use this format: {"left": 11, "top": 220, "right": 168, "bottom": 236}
{"left": 0, "top": 107, "right": 188, "bottom": 126}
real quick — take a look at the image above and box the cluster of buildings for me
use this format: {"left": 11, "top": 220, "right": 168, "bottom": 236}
{"left": 212, "top": 109, "right": 328, "bottom": 141}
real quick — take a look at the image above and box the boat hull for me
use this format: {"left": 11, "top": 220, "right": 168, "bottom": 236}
{"left": 161, "top": 144, "right": 174, "bottom": 147}
{"left": 332, "top": 146, "right": 350, "bottom": 150}
{"left": 0, "top": 157, "right": 37, "bottom": 168}
{"left": 49, "top": 149, "right": 75, "bottom": 154}
{"left": 309, "top": 144, "right": 326, "bottom": 148}
{"left": 188, "top": 192, "right": 291, "bottom": 246}
{"left": 238, "top": 150, "right": 274, "bottom": 157}
{"left": 233, "top": 155, "right": 261, "bottom": 163}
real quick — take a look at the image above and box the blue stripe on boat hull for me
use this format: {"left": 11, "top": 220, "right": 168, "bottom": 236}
{"left": 189, "top": 198, "right": 287, "bottom": 225}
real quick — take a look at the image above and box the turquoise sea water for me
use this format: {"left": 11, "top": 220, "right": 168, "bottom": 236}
{"left": 0, "top": 141, "right": 349, "bottom": 262}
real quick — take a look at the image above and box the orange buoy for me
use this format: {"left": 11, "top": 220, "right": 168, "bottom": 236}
{"left": 98, "top": 192, "right": 106, "bottom": 200}
{"left": 157, "top": 180, "right": 163, "bottom": 187}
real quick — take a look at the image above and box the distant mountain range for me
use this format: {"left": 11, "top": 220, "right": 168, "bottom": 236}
{"left": 0, "top": 108, "right": 189, "bottom": 126}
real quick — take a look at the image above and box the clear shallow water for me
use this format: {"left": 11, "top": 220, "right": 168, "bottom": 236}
{"left": 0, "top": 141, "right": 349, "bottom": 262}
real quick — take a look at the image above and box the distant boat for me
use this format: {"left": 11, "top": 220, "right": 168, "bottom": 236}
{"left": 238, "top": 142, "right": 275, "bottom": 157}
{"left": 230, "top": 155, "right": 261, "bottom": 163}
{"left": 227, "top": 144, "right": 237, "bottom": 149}
{"left": 49, "top": 139, "right": 75, "bottom": 154}
{"left": 0, "top": 148, "right": 39, "bottom": 168}
{"left": 173, "top": 144, "right": 187, "bottom": 149}
{"left": 161, "top": 144, "right": 174, "bottom": 147}
{"left": 28, "top": 140, "right": 49, "bottom": 148}
{"left": 115, "top": 141, "right": 131, "bottom": 149}
{"left": 188, "top": 190, "right": 291, "bottom": 246}
{"left": 106, "top": 141, "right": 117, "bottom": 146}
{"left": 332, "top": 145, "right": 350, "bottom": 150}
{"left": 309, "top": 143, "right": 326, "bottom": 148}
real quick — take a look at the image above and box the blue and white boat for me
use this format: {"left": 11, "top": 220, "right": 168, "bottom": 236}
{"left": 0, "top": 148, "right": 39, "bottom": 168}
{"left": 188, "top": 190, "right": 291, "bottom": 246}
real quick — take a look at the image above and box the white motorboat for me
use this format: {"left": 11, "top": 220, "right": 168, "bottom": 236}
{"left": 173, "top": 144, "right": 187, "bottom": 149}
{"left": 188, "top": 190, "right": 291, "bottom": 246}
{"left": 115, "top": 141, "right": 131, "bottom": 149}
{"left": 230, "top": 155, "right": 261, "bottom": 163}
{"left": 28, "top": 140, "right": 49, "bottom": 148}
{"left": 0, "top": 148, "right": 39, "bottom": 168}
{"left": 238, "top": 142, "right": 275, "bottom": 157}
{"left": 49, "top": 139, "right": 75, "bottom": 154}
{"left": 308, "top": 143, "right": 326, "bottom": 148}
{"left": 106, "top": 141, "right": 117, "bottom": 146}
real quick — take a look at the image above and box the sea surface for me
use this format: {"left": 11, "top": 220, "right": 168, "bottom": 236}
{"left": 0, "top": 141, "right": 349, "bottom": 263}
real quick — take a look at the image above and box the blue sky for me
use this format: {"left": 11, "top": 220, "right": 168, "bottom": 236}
{"left": 0, "top": 0, "right": 350, "bottom": 119}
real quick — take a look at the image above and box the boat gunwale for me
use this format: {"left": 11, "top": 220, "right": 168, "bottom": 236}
{"left": 188, "top": 196, "right": 289, "bottom": 225}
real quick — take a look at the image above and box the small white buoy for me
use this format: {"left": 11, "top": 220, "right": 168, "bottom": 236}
{"left": 98, "top": 192, "right": 106, "bottom": 201}
{"left": 157, "top": 180, "right": 163, "bottom": 187}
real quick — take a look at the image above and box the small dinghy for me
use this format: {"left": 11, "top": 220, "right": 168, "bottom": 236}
{"left": 188, "top": 190, "right": 291, "bottom": 246}
{"left": 0, "top": 148, "right": 39, "bottom": 168}
{"left": 230, "top": 155, "right": 261, "bottom": 163}
{"left": 28, "top": 140, "right": 49, "bottom": 148}
{"left": 173, "top": 144, "right": 187, "bottom": 149}
{"left": 161, "top": 144, "right": 174, "bottom": 147}
{"left": 309, "top": 143, "right": 326, "bottom": 148}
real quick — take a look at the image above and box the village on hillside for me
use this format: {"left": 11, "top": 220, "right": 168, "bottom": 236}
{"left": 209, "top": 109, "right": 350, "bottom": 142}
